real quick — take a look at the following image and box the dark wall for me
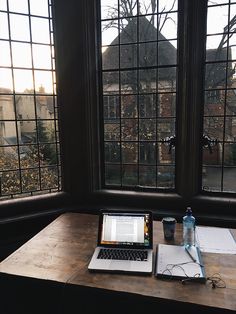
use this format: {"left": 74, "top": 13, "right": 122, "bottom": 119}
{"left": 0, "top": 213, "right": 60, "bottom": 261}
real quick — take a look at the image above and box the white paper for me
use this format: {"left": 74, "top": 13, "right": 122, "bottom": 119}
{"left": 196, "top": 226, "right": 236, "bottom": 254}
{"left": 157, "top": 244, "right": 204, "bottom": 279}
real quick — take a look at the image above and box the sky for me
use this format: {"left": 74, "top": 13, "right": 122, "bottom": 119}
{"left": 101, "top": 0, "right": 178, "bottom": 48}
{"left": 0, "top": 0, "right": 236, "bottom": 92}
{"left": 0, "top": 0, "right": 54, "bottom": 93}
{"left": 101, "top": 0, "right": 236, "bottom": 60}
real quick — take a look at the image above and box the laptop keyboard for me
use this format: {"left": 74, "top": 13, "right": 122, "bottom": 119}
{"left": 97, "top": 248, "right": 148, "bottom": 261}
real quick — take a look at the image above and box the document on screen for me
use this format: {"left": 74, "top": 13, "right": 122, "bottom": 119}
{"left": 102, "top": 215, "right": 144, "bottom": 243}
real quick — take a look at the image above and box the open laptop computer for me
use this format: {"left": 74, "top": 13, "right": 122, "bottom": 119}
{"left": 88, "top": 209, "right": 153, "bottom": 274}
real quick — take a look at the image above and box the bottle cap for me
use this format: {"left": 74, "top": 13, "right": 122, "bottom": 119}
{"left": 186, "top": 207, "right": 192, "bottom": 215}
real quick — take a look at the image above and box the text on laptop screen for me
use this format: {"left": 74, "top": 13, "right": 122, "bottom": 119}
{"left": 100, "top": 213, "right": 151, "bottom": 247}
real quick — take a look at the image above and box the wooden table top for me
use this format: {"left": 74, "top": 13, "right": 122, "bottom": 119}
{"left": 0, "top": 212, "right": 236, "bottom": 312}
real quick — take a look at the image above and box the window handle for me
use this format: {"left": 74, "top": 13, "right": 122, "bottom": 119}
{"left": 161, "top": 135, "right": 218, "bottom": 154}
{"left": 161, "top": 135, "right": 176, "bottom": 154}
{"left": 202, "top": 135, "right": 218, "bottom": 154}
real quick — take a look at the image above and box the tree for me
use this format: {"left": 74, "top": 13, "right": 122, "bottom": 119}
{"left": 102, "top": 0, "right": 177, "bottom": 94}
{"left": 102, "top": 0, "right": 177, "bottom": 186}
{"left": 37, "top": 120, "right": 57, "bottom": 165}
{"left": 0, "top": 115, "right": 59, "bottom": 198}
{"left": 205, "top": 14, "right": 236, "bottom": 90}
{"left": 0, "top": 150, "right": 59, "bottom": 197}
{"left": 102, "top": 0, "right": 176, "bottom": 33}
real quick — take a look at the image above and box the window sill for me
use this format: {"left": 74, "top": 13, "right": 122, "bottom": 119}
{"left": 0, "top": 191, "right": 70, "bottom": 220}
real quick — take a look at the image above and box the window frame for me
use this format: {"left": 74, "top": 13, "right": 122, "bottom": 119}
{"left": 0, "top": 0, "right": 62, "bottom": 205}
{"left": 1, "top": 0, "right": 236, "bottom": 226}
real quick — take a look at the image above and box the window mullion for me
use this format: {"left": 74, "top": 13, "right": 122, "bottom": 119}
{"left": 176, "top": 0, "right": 207, "bottom": 201}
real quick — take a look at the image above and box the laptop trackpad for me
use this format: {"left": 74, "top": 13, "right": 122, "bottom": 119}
{"left": 110, "top": 260, "right": 131, "bottom": 271}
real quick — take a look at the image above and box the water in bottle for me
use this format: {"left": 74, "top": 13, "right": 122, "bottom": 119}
{"left": 183, "top": 207, "right": 195, "bottom": 247}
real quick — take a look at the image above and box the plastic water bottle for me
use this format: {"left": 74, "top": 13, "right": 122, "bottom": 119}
{"left": 183, "top": 207, "right": 195, "bottom": 247}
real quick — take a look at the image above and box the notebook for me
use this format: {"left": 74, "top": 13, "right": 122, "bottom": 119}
{"left": 155, "top": 244, "right": 206, "bottom": 282}
{"left": 88, "top": 209, "right": 153, "bottom": 274}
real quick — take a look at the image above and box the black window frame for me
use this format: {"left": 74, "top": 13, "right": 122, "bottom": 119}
{"left": 0, "top": 0, "right": 236, "bottom": 227}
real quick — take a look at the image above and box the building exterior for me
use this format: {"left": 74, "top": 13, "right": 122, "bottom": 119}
{"left": 0, "top": 86, "right": 54, "bottom": 150}
{"left": 102, "top": 16, "right": 236, "bottom": 186}
{"left": 101, "top": 17, "right": 177, "bottom": 186}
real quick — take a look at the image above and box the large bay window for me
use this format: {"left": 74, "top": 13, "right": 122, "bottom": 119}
{"left": 0, "top": 0, "right": 61, "bottom": 202}
{"left": 1, "top": 0, "right": 236, "bottom": 223}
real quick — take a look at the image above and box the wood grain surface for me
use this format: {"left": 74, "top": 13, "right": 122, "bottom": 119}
{"left": 0, "top": 212, "right": 235, "bottom": 313}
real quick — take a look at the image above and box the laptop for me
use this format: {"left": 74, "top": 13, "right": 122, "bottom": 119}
{"left": 88, "top": 209, "right": 153, "bottom": 274}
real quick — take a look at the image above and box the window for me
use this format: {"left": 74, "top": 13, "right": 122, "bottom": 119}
{"left": 101, "top": 0, "right": 177, "bottom": 189}
{"left": 203, "top": 1, "right": 236, "bottom": 193}
{"left": 50, "top": 0, "right": 236, "bottom": 222}
{"left": 98, "top": 0, "right": 236, "bottom": 197}
{"left": 0, "top": 0, "right": 61, "bottom": 200}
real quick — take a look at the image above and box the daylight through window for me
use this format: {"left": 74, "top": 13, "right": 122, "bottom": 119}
{"left": 100, "top": 0, "right": 177, "bottom": 189}
{"left": 202, "top": 1, "right": 236, "bottom": 193}
{"left": 0, "top": 0, "right": 61, "bottom": 199}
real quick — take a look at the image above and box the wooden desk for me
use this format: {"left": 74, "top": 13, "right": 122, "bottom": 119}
{"left": 0, "top": 212, "right": 236, "bottom": 314}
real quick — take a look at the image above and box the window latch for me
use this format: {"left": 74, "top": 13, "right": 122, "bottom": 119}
{"left": 161, "top": 135, "right": 218, "bottom": 154}
{"left": 161, "top": 135, "right": 176, "bottom": 154}
{"left": 202, "top": 134, "right": 218, "bottom": 154}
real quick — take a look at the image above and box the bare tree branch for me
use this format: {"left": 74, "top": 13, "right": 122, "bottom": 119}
{"left": 159, "top": 0, "right": 176, "bottom": 32}
{"left": 206, "top": 14, "right": 236, "bottom": 89}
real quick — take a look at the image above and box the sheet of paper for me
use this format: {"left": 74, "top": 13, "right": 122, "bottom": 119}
{"left": 156, "top": 244, "right": 204, "bottom": 279}
{"left": 196, "top": 226, "right": 236, "bottom": 254}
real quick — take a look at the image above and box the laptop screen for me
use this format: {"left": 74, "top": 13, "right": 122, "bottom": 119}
{"left": 98, "top": 211, "right": 152, "bottom": 249}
